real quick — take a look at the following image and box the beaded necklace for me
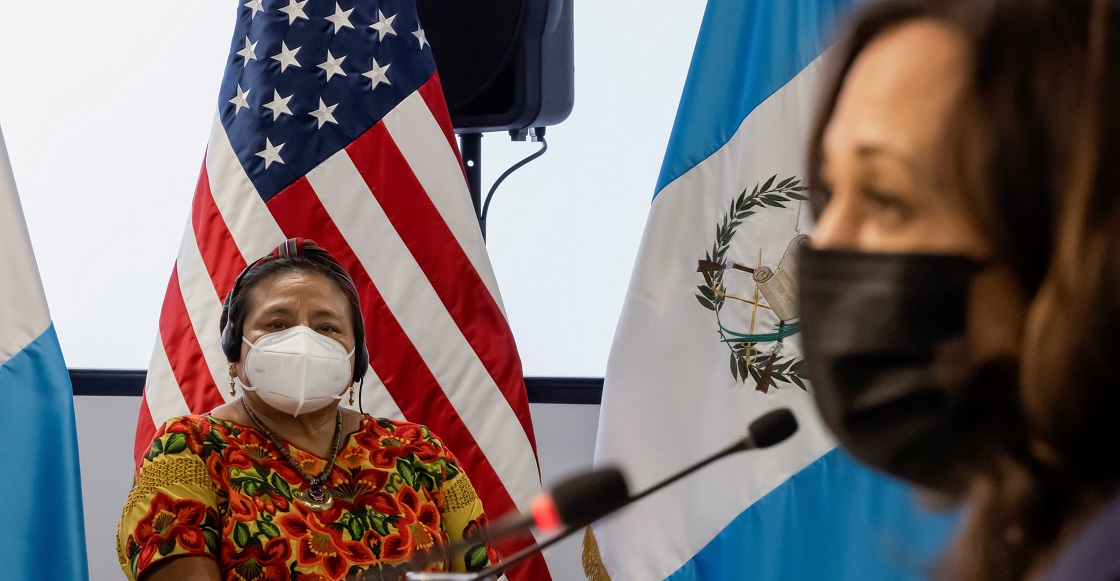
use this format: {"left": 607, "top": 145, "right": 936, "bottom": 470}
{"left": 241, "top": 398, "right": 343, "bottom": 512}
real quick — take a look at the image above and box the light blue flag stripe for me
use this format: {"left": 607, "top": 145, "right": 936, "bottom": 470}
{"left": 667, "top": 450, "right": 959, "bottom": 580}
{"left": 654, "top": 0, "right": 857, "bottom": 197}
{"left": 0, "top": 324, "right": 89, "bottom": 581}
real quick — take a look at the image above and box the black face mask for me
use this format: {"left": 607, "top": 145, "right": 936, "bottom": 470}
{"left": 798, "top": 247, "right": 1020, "bottom": 494}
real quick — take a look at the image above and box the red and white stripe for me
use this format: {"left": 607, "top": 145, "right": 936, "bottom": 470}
{"left": 136, "top": 73, "right": 546, "bottom": 579}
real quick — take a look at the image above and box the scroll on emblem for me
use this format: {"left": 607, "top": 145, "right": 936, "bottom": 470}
{"left": 752, "top": 234, "right": 810, "bottom": 322}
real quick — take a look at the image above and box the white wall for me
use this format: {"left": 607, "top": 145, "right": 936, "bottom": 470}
{"left": 75, "top": 397, "right": 141, "bottom": 581}
{"left": 0, "top": 1, "right": 707, "bottom": 378}
{"left": 77, "top": 397, "right": 601, "bottom": 581}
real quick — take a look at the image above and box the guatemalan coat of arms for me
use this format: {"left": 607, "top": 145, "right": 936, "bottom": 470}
{"left": 696, "top": 174, "right": 810, "bottom": 392}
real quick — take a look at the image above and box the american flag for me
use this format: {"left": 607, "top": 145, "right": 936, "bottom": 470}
{"left": 135, "top": 1, "right": 549, "bottom": 578}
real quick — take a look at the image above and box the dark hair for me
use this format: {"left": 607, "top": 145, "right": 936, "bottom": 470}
{"left": 810, "top": 0, "right": 1120, "bottom": 578}
{"left": 219, "top": 240, "right": 369, "bottom": 383}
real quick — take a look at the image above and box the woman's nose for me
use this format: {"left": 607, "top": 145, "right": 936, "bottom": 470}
{"left": 811, "top": 190, "right": 860, "bottom": 249}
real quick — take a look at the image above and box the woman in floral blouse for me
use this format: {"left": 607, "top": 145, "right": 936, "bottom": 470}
{"left": 118, "top": 239, "right": 497, "bottom": 581}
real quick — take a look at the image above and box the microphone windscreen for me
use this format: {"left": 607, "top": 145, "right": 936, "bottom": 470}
{"left": 748, "top": 408, "right": 798, "bottom": 448}
{"left": 550, "top": 467, "right": 630, "bottom": 527}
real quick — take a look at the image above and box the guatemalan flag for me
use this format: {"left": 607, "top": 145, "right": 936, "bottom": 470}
{"left": 584, "top": 2, "right": 958, "bottom": 579}
{"left": 134, "top": 0, "right": 547, "bottom": 578}
{"left": 0, "top": 126, "right": 89, "bottom": 579}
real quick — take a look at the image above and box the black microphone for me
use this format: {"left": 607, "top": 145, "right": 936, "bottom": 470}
{"left": 478, "top": 467, "right": 631, "bottom": 541}
{"left": 466, "top": 407, "right": 799, "bottom": 580}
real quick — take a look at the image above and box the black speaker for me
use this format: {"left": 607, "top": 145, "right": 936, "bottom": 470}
{"left": 417, "top": 0, "right": 574, "bottom": 134}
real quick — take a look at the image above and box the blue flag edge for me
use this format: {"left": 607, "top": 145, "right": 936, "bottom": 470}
{"left": 654, "top": 0, "right": 858, "bottom": 199}
{"left": 0, "top": 324, "right": 89, "bottom": 580}
{"left": 665, "top": 449, "right": 960, "bottom": 581}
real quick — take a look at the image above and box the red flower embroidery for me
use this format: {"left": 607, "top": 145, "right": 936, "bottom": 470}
{"left": 290, "top": 448, "right": 326, "bottom": 476}
{"left": 380, "top": 486, "right": 443, "bottom": 562}
{"left": 324, "top": 468, "right": 393, "bottom": 518}
{"left": 357, "top": 424, "right": 443, "bottom": 469}
{"left": 227, "top": 429, "right": 274, "bottom": 470}
{"left": 252, "top": 487, "right": 290, "bottom": 515}
{"left": 223, "top": 536, "right": 292, "bottom": 581}
{"left": 132, "top": 493, "right": 210, "bottom": 570}
{"left": 279, "top": 506, "right": 376, "bottom": 581}
{"left": 228, "top": 493, "right": 259, "bottom": 523}
{"left": 337, "top": 444, "right": 370, "bottom": 471}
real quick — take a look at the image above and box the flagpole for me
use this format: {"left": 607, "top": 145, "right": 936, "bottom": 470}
{"left": 459, "top": 133, "right": 486, "bottom": 237}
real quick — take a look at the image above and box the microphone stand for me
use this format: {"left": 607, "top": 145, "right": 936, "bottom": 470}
{"left": 468, "top": 434, "right": 760, "bottom": 580}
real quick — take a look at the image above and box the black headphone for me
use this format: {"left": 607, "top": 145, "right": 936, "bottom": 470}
{"left": 219, "top": 253, "right": 370, "bottom": 384}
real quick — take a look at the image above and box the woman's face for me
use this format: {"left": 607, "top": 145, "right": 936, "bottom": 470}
{"left": 815, "top": 18, "right": 1024, "bottom": 364}
{"left": 816, "top": 19, "right": 980, "bottom": 254}
{"left": 236, "top": 270, "right": 357, "bottom": 386}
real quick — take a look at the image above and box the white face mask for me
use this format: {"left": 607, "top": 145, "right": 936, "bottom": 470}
{"left": 241, "top": 326, "right": 355, "bottom": 416}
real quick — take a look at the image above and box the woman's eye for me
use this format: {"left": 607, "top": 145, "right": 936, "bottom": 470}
{"left": 862, "top": 189, "right": 913, "bottom": 223}
{"left": 265, "top": 321, "right": 288, "bottom": 330}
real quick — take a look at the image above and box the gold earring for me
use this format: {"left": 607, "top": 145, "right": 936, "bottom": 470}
{"left": 228, "top": 367, "right": 237, "bottom": 396}
{"left": 349, "top": 385, "right": 355, "bottom": 405}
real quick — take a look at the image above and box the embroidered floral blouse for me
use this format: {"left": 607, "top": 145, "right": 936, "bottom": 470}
{"left": 117, "top": 415, "right": 497, "bottom": 581}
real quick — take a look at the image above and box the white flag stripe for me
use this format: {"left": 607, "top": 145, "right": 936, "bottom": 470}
{"left": 145, "top": 334, "right": 191, "bottom": 425}
{"left": 380, "top": 93, "right": 507, "bottom": 317}
{"left": 351, "top": 365, "right": 406, "bottom": 421}
{"left": 0, "top": 127, "right": 50, "bottom": 363}
{"left": 306, "top": 151, "right": 539, "bottom": 509}
{"left": 206, "top": 114, "right": 286, "bottom": 262}
{"left": 175, "top": 220, "right": 233, "bottom": 400}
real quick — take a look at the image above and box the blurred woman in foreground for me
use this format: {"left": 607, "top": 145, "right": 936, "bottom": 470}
{"left": 799, "top": 0, "right": 1120, "bottom": 579}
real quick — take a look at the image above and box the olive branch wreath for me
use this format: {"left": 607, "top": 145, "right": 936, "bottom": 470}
{"left": 695, "top": 174, "right": 809, "bottom": 390}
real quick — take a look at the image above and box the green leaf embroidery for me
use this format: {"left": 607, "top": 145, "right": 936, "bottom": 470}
{"left": 465, "top": 545, "right": 490, "bottom": 571}
{"left": 258, "top": 520, "right": 281, "bottom": 539}
{"left": 203, "top": 530, "right": 221, "bottom": 555}
{"left": 347, "top": 516, "right": 365, "bottom": 541}
{"left": 415, "top": 470, "right": 438, "bottom": 493}
{"left": 396, "top": 458, "right": 416, "bottom": 488}
{"left": 164, "top": 433, "right": 188, "bottom": 455}
{"left": 444, "top": 460, "right": 460, "bottom": 482}
{"left": 241, "top": 480, "right": 260, "bottom": 496}
{"left": 233, "top": 521, "right": 251, "bottom": 548}
{"left": 157, "top": 538, "right": 176, "bottom": 557}
{"left": 204, "top": 427, "right": 229, "bottom": 455}
{"left": 269, "top": 472, "right": 292, "bottom": 500}
{"left": 369, "top": 512, "right": 393, "bottom": 536}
